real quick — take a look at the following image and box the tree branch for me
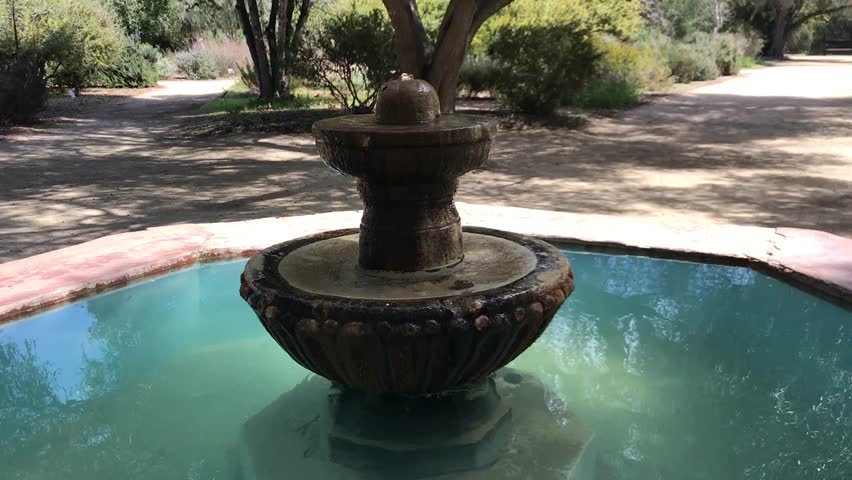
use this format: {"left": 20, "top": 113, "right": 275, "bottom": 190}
{"left": 792, "top": 3, "right": 852, "bottom": 29}
{"left": 472, "top": 0, "right": 512, "bottom": 31}
{"left": 291, "top": 0, "right": 312, "bottom": 50}
{"left": 381, "top": 0, "right": 429, "bottom": 75}
{"left": 235, "top": 0, "right": 260, "bottom": 73}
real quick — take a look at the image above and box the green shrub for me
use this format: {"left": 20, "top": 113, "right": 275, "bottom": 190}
{"left": 787, "top": 23, "right": 815, "bottom": 54}
{"left": 458, "top": 57, "right": 500, "bottom": 97}
{"left": 1, "top": 0, "right": 124, "bottom": 91}
{"left": 596, "top": 39, "right": 673, "bottom": 91}
{"left": 297, "top": 8, "right": 397, "bottom": 112}
{"left": 666, "top": 42, "right": 720, "bottom": 82}
{"left": 691, "top": 32, "right": 748, "bottom": 76}
{"left": 175, "top": 50, "right": 219, "bottom": 80}
{"left": 186, "top": 36, "right": 249, "bottom": 76}
{"left": 488, "top": 22, "right": 598, "bottom": 115}
{"left": 740, "top": 56, "right": 760, "bottom": 68}
{"left": 576, "top": 80, "right": 640, "bottom": 109}
{"left": 97, "top": 40, "right": 160, "bottom": 88}
{"left": 0, "top": 56, "right": 47, "bottom": 125}
{"left": 238, "top": 63, "right": 259, "bottom": 93}
{"left": 156, "top": 55, "right": 177, "bottom": 79}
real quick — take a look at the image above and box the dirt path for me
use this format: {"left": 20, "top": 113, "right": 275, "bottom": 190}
{"left": 1, "top": 59, "right": 851, "bottom": 263}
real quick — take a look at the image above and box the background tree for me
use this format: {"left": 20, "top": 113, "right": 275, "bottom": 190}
{"left": 732, "top": 0, "right": 852, "bottom": 57}
{"left": 235, "top": 0, "right": 312, "bottom": 101}
{"left": 380, "top": 0, "right": 514, "bottom": 113}
{"left": 298, "top": 8, "right": 398, "bottom": 112}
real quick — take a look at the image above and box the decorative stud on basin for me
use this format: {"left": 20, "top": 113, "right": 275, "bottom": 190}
{"left": 238, "top": 77, "right": 575, "bottom": 477}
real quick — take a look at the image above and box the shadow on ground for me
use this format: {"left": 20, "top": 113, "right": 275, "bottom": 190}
{"left": 1, "top": 64, "right": 851, "bottom": 262}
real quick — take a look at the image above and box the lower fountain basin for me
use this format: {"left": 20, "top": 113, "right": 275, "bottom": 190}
{"left": 240, "top": 227, "right": 574, "bottom": 396}
{"left": 2, "top": 253, "right": 850, "bottom": 479}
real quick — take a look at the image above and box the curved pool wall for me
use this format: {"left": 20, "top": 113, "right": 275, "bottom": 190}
{"left": 1, "top": 205, "right": 851, "bottom": 324}
{"left": 1, "top": 251, "right": 851, "bottom": 480}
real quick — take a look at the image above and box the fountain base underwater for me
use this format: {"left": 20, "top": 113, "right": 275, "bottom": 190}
{"left": 240, "top": 78, "right": 577, "bottom": 478}
{"left": 238, "top": 369, "right": 597, "bottom": 480}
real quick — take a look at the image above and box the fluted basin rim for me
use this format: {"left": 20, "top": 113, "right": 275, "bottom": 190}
{"left": 312, "top": 114, "right": 497, "bottom": 148}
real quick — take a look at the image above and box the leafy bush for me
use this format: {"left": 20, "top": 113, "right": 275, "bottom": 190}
{"left": 1, "top": 0, "right": 124, "bottom": 91}
{"left": 576, "top": 80, "right": 640, "bottom": 109}
{"left": 297, "top": 8, "right": 397, "bottom": 112}
{"left": 0, "top": 56, "right": 47, "bottom": 125}
{"left": 156, "top": 55, "right": 177, "bottom": 79}
{"left": 175, "top": 50, "right": 219, "bottom": 80}
{"left": 666, "top": 42, "right": 720, "bottom": 82}
{"left": 691, "top": 32, "right": 748, "bottom": 76}
{"left": 478, "top": 0, "right": 644, "bottom": 50}
{"left": 97, "top": 40, "right": 160, "bottom": 88}
{"left": 488, "top": 22, "right": 598, "bottom": 115}
{"left": 596, "top": 39, "right": 673, "bottom": 91}
{"left": 185, "top": 36, "right": 249, "bottom": 76}
{"left": 238, "top": 64, "right": 259, "bottom": 93}
{"left": 458, "top": 57, "right": 500, "bottom": 97}
{"left": 787, "top": 23, "right": 815, "bottom": 54}
{"left": 105, "top": 0, "right": 239, "bottom": 50}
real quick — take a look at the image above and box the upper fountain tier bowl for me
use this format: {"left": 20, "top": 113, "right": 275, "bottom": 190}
{"left": 240, "top": 78, "right": 574, "bottom": 396}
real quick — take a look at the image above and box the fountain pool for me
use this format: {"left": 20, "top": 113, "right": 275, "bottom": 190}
{"left": 1, "top": 249, "right": 850, "bottom": 480}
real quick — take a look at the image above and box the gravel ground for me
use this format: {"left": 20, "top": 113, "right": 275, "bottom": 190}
{"left": 1, "top": 58, "right": 851, "bottom": 263}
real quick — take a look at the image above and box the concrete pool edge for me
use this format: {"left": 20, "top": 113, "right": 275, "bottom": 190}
{"left": 1, "top": 204, "right": 850, "bottom": 323}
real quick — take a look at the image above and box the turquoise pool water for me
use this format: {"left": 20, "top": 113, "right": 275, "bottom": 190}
{"left": 1, "top": 251, "right": 850, "bottom": 479}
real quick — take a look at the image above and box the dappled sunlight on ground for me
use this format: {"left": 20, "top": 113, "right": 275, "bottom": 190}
{"left": 1, "top": 59, "right": 851, "bottom": 262}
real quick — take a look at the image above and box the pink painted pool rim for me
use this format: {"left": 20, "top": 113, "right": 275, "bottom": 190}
{"left": 1, "top": 203, "right": 850, "bottom": 324}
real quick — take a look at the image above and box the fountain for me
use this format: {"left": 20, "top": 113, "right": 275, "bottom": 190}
{"left": 239, "top": 78, "right": 584, "bottom": 478}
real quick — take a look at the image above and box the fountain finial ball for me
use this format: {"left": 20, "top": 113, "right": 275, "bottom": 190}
{"left": 375, "top": 75, "right": 440, "bottom": 125}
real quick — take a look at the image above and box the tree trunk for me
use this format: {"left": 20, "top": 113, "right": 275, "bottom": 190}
{"left": 11, "top": 0, "right": 20, "bottom": 57}
{"left": 273, "top": 0, "right": 294, "bottom": 99}
{"left": 239, "top": 0, "right": 275, "bottom": 100}
{"left": 383, "top": 0, "right": 511, "bottom": 113}
{"left": 767, "top": 9, "right": 789, "bottom": 58}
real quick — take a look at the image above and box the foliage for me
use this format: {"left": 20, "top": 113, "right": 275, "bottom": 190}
{"left": 172, "top": 36, "right": 248, "bottom": 80}
{"left": 0, "top": 56, "right": 47, "bottom": 125}
{"left": 105, "top": 0, "right": 238, "bottom": 50}
{"left": 175, "top": 49, "right": 218, "bottom": 79}
{"left": 596, "top": 38, "right": 673, "bottom": 91}
{"left": 740, "top": 55, "right": 760, "bottom": 67}
{"left": 156, "top": 54, "right": 177, "bottom": 79}
{"left": 691, "top": 31, "right": 748, "bottom": 75}
{"left": 734, "top": 27, "right": 767, "bottom": 57}
{"left": 666, "top": 41, "right": 721, "bottom": 81}
{"left": 488, "top": 22, "right": 598, "bottom": 115}
{"left": 576, "top": 80, "right": 641, "bottom": 109}
{"left": 647, "top": 0, "right": 733, "bottom": 37}
{"left": 324, "top": 0, "right": 449, "bottom": 42}
{"left": 458, "top": 56, "right": 500, "bottom": 97}
{"left": 96, "top": 40, "right": 160, "bottom": 88}
{"left": 199, "top": 90, "right": 330, "bottom": 114}
{"left": 193, "top": 36, "right": 248, "bottom": 75}
{"left": 477, "top": 0, "right": 644, "bottom": 55}
{"left": 238, "top": 63, "right": 259, "bottom": 93}
{"left": 1, "top": 0, "right": 125, "bottom": 91}
{"left": 787, "top": 12, "right": 852, "bottom": 53}
{"left": 635, "top": 30, "right": 752, "bottom": 82}
{"left": 787, "top": 21, "right": 817, "bottom": 52}
{"left": 730, "top": 0, "right": 852, "bottom": 57}
{"left": 483, "top": 0, "right": 643, "bottom": 39}
{"left": 297, "top": 7, "right": 397, "bottom": 112}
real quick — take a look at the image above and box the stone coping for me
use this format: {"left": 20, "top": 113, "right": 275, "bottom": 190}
{"left": 1, "top": 203, "right": 850, "bottom": 324}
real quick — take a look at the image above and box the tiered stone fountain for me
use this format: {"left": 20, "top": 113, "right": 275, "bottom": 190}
{"left": 239, "top": 78, "right": 588, "bottom": 479}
